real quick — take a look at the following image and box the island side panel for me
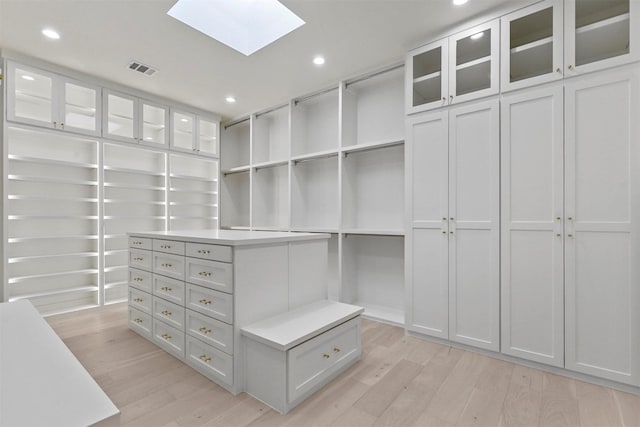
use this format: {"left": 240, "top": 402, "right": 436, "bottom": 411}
{"left": 288, "top": 239, "right": 328, "bottom": 309}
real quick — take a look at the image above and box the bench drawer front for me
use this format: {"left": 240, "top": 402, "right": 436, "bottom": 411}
{"left": 129, "top": 306, "right": 152, "bottom": 339}
{"left": 129, "top": 248, "right": 152, "bottom": 272}
{"left": 186, "top": 258, "right": 233, "bottom": 294}
{"left": 288, "top": 318, "right": 361, "bottom": 403}
{"left": 129, "top": 268, "right": 152, "bottom": 293}
{"left": 186, "top": 336, "right": 233, "bottom": 387}
{"left": 186, "top": 309, "right": 233, "bottom": 355}
{"left": 153, "top": 252, "right": 185, "bottom": 281}
{"left": 129, "top": 287, "right": 152, "bottom": 314}
{"left": 153, "top": 274, "right": 185, "bottom": 305}
{"left": 129, "top": 237, "right": 152, "bottom": 250}
{"left": 153, "top": 239, "right": 185, "bottom": 256}
{"left": 153, "top": 319, "right": 185, "bottom": 360}
{"left": 186, "top": 284, "right": 233, "bottom": 324}
{"left": 153, "top": 296, "right": 185, "bottom": 330}
{"left": 186, "top": 243, "right": 232, "bottom": 263}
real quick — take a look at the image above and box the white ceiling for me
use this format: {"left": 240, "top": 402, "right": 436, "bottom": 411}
{"left": 0, "top": 0, "right": 531, "bottom": 121}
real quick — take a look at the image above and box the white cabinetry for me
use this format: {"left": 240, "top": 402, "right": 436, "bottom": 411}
{"left": 501, "top": 84, "right": 564, "bottom": 366}
{"left": 169, "top": 154, "right": 218, "bottom": 230}
{"left": 407, "top": 99, "right": 499, "bottom": 351}
{"left": 103, "top": 89, "right": 168, "bottom": 146}
{"left": 564, "top": 68, "right": 640, "bottom": 386}
{"left": 171, "top": 109, "right": 219, "bottom": 157}
{"left": 406, "top": 20, "right": 499, "bottom": 114}
{"left": 7, "top": 61, "right": 101, "bottom": 136}
{"left": 501, "top": 0, "right": 640, "bottom": 91}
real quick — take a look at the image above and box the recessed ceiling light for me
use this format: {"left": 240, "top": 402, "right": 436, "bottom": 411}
{"left": 453, "top": 0, "right": 468, "bottom": 5}
{"left": 225, "top": 96, "right": 236, "bottom": 103}
{"left": 180, "top": 118, "right": 189, "bottom": 122}
{"left": 167, "top": 0, "right": 305, "bottom": 56}
{"left": 42, "top": 28, "right": 60, "bottom": 39}
{"left": 313, "top": 56, "right": 325, "bottom": 66}
{"left": 145, "top": 137, "right": 153, "bottom": 140}
{"left": 21, "top": 75, "right": 35, "bottom": 81}
{"left": 470, "top": 31, "right": 484, "bottom": 40}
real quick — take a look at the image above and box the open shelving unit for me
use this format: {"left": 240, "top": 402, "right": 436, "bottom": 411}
{"left": 220, "top": 170, "right": 250, "bottom": 229}
{"left": 5, "top": 126, "right": 100, "bottom": 315}
{"left": 252, "top": 162, "right": 289, "bottom": 230}
{"left": 291, "top": 88, "right": 339, "bottom": 157}
{"left": 103, "top": 143, "right": 166, "bottom": 304}
{"left": 252, "top": 105, "right": 289, "bottom": 164}
{"left": 291, "top": 154, "right": 339, "bottom": 232}
{"left": 221, "top": 118, "right": 250, "bottom": 171}
{"left": 169, "top": 154, "right": 218, "bottom": 230}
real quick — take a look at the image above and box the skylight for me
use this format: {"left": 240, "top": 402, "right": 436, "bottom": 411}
{"left": 167, "top": 0, "right": 305, "bottom": 56}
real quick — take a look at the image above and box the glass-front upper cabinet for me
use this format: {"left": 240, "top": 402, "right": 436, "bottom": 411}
{"left": 565, "top": 0, "right": 639, "bottom": 75}
{"left": 7, "top": 61, "right": 101, "bottom": 136}
{"left": 406, "top": 20, "right": 499, "bottom": 114}
{"left": 501, "top": 0, "right": 564, "bottom": 92}
{"left": 104, "top": 89, "right": 168, "bottom": 146}
{"left": 170, "top": 109, "right": 219, "bottom": 157}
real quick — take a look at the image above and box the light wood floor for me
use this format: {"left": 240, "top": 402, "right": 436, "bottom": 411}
{"left": 46, "top": 303, "right": 639, "bottom": 427}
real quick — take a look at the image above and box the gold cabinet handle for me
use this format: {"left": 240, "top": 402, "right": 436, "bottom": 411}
{"left": 198, "top": 272, "right": 212, "bottom": 277}
{"left": 199, "top": 354, "right": 212, "bottom": 363}
{"left": 133, "top": 257, "right": 144, "bottom": 261}
{"left": 199, "top": 327, "right": 212, "bottom": 334}
{"left": 133, "top": 298, "right": 143, "bottom": 303}
{"left": 134, "top": 318, "right": 143, "bottom": 324}
{"left": 133, "top": 241, "right": 143, "bottom": 245}
{"left": 161, "top": 310, "right": 172, "bottom": 316}
{"left": 161, "top": 263, "right": 173, "bottom": 268}
{"left": 442, "top": 231, "right": 447, "bottom": 234}
{"left": 556, "top": 216, "right": 561, "bottom": 220}
{"left": 323, "top": 353, "right": 331, "bottom": 359}
{"left": 161, "top": 333, "right": 172, "bottom": 340}
{"left": 197, "top": 249, "right": 211, "bottom": 254}
{"left": 556, "top": 67, "right": 561, "bottom": 73}
{"left": 568, "top": 64, "right": 573, "bottom": 70}
{"left": 567, "top": 217, "right": 573, "bottom": 221}
{"left": 160, "top": 286, "right": 172, "bottom": 292}
{"left": 568, "top": 233, "right": 573, "bottom": 238}
{"left": 160, "top": 244, "right": 172, "bottom": 249}
{"left": 556, "top": 233, "right": 561, "bottom": 237}
{"left": 134, "top": 277, "right": 143, "bottom": 282}
{"left": 199, "top": 298, "right": 212, "bottom": 305}
{"left": 333, "top": 347, "right": 341, "bottom": 353}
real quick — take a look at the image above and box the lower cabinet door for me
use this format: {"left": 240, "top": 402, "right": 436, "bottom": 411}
{"left": 288, "top": 318, "right": 361, "bottom": 403}
{"left": 186, "top": 309, "right": 233, "bottom": 355}
{"left": 153, "top": 296, "right": 185, "bottom": 330}
{"left": 185, "top": 283, "right": 233, "bottom": 324}
{"left": 153, "top": 319, "right": 185, "bottom": 359}
{"left": 185, "top": 335, "right": 233, "bottom": 387}
{"left": 129, "top": 306, "right": 152, "bottom": 339}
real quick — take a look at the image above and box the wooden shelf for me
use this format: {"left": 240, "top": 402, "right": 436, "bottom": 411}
{"left": 575, "top": 13, "right": 630, "bottom": 66}
{"left": 103, "top": 182, "right": 164, "bottom": 191}
{"left": 104, "top": 165, "right": 165, "bottom": 177}
{"left": 8, "top": 174, "right": 98, "bottom": 186}
{"left": 9, "top": 268, "right": 99, "bottom": 284}
{"left": 8, "top": 285, "right": 99, "bottom": 302}
{"left": 456, "top": 55, "right": 491, "bottom": 71}
{"left": 170, "top": 173, "right": 217, "bottom": 182}
{"left": 8, "top": 252, "right": 98, "bottom": 263}
{"left": 8, "top": 195, "right": 98, "bottom": 203}
{"left": 8, "top": 154, "right": 98, "bottom": 169}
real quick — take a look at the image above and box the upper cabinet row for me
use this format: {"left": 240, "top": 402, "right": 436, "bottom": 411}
{"left": 407, "top": 0, "right": 639, "bottom": 113}
{"left": 6, "top": 61, "right": 219, "bottom": 157}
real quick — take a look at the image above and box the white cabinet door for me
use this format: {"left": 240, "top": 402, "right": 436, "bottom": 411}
{"left": 171, "top": 110, "right": 197, "bottom": 153}
{"left": 60, "top": 77, "right": 101, "bottom": 136}
{"left": 500, "top": 0, "right": 564, "bottom": 92}
{"left": 564, "top": 0, "right": 640, "bottom": 76}
{"left": 198, "top": 117, "right": 219, "bottom": 157}
{"left": 448, "top": 99, "right": 500, "bottom": 351}
{"left": 104, "top": 90, "right": 138, "bottom": 143}
{"left": 406, "top": 38, "right": 449, "bottom": 114}
{"left": 501, "top": 85, "right": 564, "bottom": 366}
{"left": 406, "top": 110, "right": 449, "bottom": 338}
{"left": 7, "top": 62, "right": 56, "bottom": 129}
{"left": 565, "top": 67, "right": 640, "bottom": 386}
{"left": 140, "top": 100, "right": 168, "bottom": 147}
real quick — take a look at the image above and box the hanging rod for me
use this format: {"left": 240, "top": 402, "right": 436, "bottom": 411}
{"left": 344, "top": 63, "right": 404, "bottom": 88}
{"left": 255, "top": 103, "right": 289, "bottom": 119}
{"left": 342, "top": 139, "right": 404, "bottom": 157}
{"left": 222, "top": 169, "right": 249, "bottom": 176}
{"left": 294, "top": 86, "right": 338, "bottom": 106}
{"left": 223, "top": 116, "right": 250, "bottom": 130}
{"left": 292, "top": 152, "right": 338, "bottom": 165}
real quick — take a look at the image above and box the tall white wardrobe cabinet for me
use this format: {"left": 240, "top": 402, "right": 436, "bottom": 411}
{"left": 408, "top": 0, "right": 640, "bottom": 388}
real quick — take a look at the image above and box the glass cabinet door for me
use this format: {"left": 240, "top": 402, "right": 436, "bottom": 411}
{"left": 406, "top": 38, "right": 449, "bottom": 114}
{"left": 62, "top": 79, "right": 100, "bottom": 135}
{"left": 449, "top": 20, "right": 499, "bottom": 105}
{"left": 105, "top": 91, "right": 136, "bottom": 142}
{"left": 198, "top": 118, "right": 218, "bottom": 156}
{"left": 141, "top": 101, "right": 167, "bottom": 146}
{"left": 8, "top": 63, "right": 55, "bottom": 128}
{"left": 172, "top": 111, "right": 196, "bottom": 152}
{"left": 501, "top": 0, "right": 563, "bottom": 92}
{"left": 565, "top": 0, "right": 639, "bottom": 74}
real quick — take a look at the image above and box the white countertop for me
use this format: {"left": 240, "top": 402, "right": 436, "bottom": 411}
{"left": 127, "top": 229, "right": 331, "bottom": 246}
{"left": 0, "top": 300, "right": 119, "bottom": 427}
{"left": 241, "top": 300, "right": 364, "bottom": 351}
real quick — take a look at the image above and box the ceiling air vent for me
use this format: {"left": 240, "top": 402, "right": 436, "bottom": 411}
{"left": 127, "top": 61, "right": 158, "bottom": 76}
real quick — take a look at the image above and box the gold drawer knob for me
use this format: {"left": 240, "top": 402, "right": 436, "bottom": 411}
{"left": 134, "top": 257, "right": 144, "bottom": 261}
{"left": 160, "top": 244, "right": 172, "bottom": 249}
{"left": 199, "top": 327, "right": 212, "bottom": 334}
{"left": 161, "top": 263, "right": 173, "bottom": 268}
{"left": 133, "top": 298, "right": 143, "bottom": 303}
{"left": 199, "top": 354, "right": 212, "bottom": 363}
{"left": 333, "top": 347, "right": 341, "bottom": 353}
{"left": 134, "top": 277, "right": 143, "bottom": 282}
{"left": 161, "top": 333, "right": 172, "bottom": 340}
{"left": 198, "top": 298, "right": 212, "bottom": 305}
{"left": 198, "top": 271, "right": 212, "bottom": 277}
{"left": 162, "top": 310, "right": 172, "bottom": 316}
{"left": 323, "top": 353, "right": 330, "bottom": 359}
{"left": 197, "top": 249, "right": 211, "bottom": 254}
{"left": 161, "top": 286, "right": 172, "bottom": 292}
{"left": 134, "top": 318, "right": 143, "bottom": 324}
